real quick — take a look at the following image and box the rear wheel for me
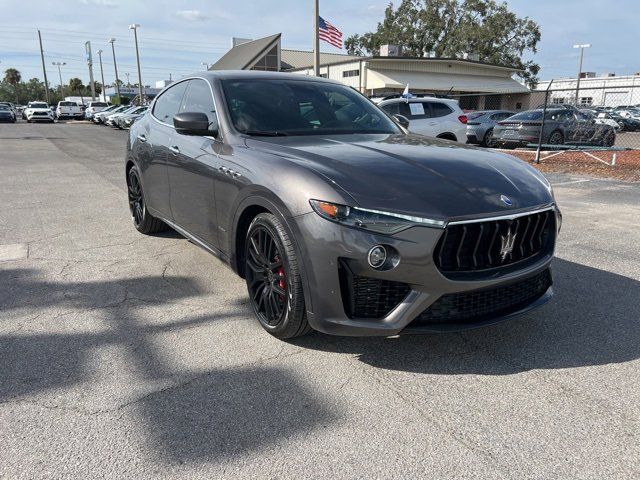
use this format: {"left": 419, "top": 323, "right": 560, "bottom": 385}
{"left": 548, "top": 130, "right": 564, "bottom": 145}
{"left": 127, "top": 166, "right": 168, "bottom": 234}
{"left": 245, "top": 213, "right": 309, "bottom": 339}
{"left": 483, "top": 128, "right": 496, "bottom": 147}
{"left": 602, "top": 130, "right": 615, "bottom": 147}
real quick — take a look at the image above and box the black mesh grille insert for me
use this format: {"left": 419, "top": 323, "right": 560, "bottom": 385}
{"left": 339, "top": 262, "right": 410, "bottom": 319}
{"left": 413, "top": 269, "right": 552, "bottom": 326}
{"left": 434, "top": 209, "right": 556, "bottom": 276}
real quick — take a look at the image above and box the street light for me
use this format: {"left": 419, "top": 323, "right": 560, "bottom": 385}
{"left": 573, "top": 43, "right": 591, "bottom": 107}
{"left": 96, "top": 49, "right": 106, "bottom": 102}
{"left": 107, "top": 38, "right": 121, "bottom": 104}
{"left": 51, "top": 61, "right": 66, "bottom": 100}
{"left": 129, "top": 24, "right": 144, "bottom": 105}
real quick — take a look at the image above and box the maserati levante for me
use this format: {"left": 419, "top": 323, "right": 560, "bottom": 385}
{"left": 125, "top": 71, "right": 561, "bottom": 338}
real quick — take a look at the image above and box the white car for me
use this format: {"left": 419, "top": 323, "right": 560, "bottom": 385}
{"left": 56, "top": 101, "right": 83, "bottom": 120}
{"left": 84, "top": 101, "right": 110, "bottom": 120}
{"left": 95, "top": 105, "right": 128, "bottom": 124}
{"left": 378, "top": 97, "right": 468, "bottom": 142}
{"left": 24, "top": 102, "right": 55, "bottom": 123}
{"left": 105, "top": 105, "right": 138, "bottom": 126}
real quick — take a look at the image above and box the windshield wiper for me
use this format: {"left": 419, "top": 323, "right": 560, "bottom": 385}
{"left": 244, "top": 130, "right": 289, "bottom": 137}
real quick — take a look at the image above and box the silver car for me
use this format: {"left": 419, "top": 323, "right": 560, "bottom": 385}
{"left": 466, "top": 110, "right": 515, "bottom": 147}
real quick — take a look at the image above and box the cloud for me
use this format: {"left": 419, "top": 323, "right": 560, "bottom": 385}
{"left": 80, "top": 0, "right": 117, "bottom": 6}
{"left": 175, "top": 10, "right": 207, "bottom": 21}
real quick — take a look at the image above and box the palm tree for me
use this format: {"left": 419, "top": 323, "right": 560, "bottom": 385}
{"left": 4, "top": 68, "right": 21, "bottom": 104}
{"left": 68, "top": 77, "right": 85, "bottom": 103}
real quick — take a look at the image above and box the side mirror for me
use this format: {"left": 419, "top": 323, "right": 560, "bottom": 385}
{"left": 173, "top": 111, "right": 218, "bottom": 136}
{"left": 393, "top": 114, "right": 410, "bottom": 129}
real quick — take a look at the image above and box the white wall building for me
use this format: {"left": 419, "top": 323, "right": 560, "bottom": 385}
{"left": 535, "top": 74, "right": 640, "bottom": 107}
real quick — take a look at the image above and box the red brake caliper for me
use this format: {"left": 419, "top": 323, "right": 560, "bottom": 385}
{"left": 275, "top": 256, "right": 285, "bottom": 301}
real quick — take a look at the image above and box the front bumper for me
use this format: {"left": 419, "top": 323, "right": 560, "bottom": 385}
{"left": 293, "top": 210, "right": 556, "bottom": 336}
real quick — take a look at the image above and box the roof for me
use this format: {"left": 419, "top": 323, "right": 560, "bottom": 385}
{"left": 211, "top": 33, "right": 281, "bottom": 71}
{"left": 280, "top": 49, "right": 361, "bottom": 70}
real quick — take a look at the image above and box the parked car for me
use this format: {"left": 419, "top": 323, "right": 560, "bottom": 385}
{"left": 55, "top": 101, "right": 83, "bottom": 120}
{"left": 114, "top": 106, "right": 148, "bottom": 129}
{"left": 0, "top": 104, "right": 16, "bottom": 123}
{"left": 609, "top": 112, "right": 640, "bottom": 132}
{"left": 377, "top": 97, "right": 467, "bottom": 142}
{"left": 465, "top": 110, "right": 515, "bottom": 146}
{"left": 493, "top": 108, "right": 616, "bottom": 148}
{"left": 106, "top": 105, "right": 139, "bottom": 126}
{"left": 126, "top": 71, "right": 560, "bottom": 339}
{"left": 0, "top": 102, "right": 17, "bottom": 119}
{"left": 84, "top": 101, "right": 110, "bottom": 120}
{"left": 24, "top": 101, "right": 55, "bottom": 123}
{"left": 94, "top": 105, "right": 128, "bottom": 124}
{"left": 590, "top": 111, "right": 622, "bottom": 131}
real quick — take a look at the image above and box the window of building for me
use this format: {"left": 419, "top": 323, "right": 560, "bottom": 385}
{"left": 319, "top": 73, "right": 328, "bottom": 78}
{"left": 250, "top": 45, "right": 279, "bottom": 72}
{"left": 342, "top": 69, "right": 360, "bottom": 78}
{"left": 580, "top": 97, "right": 593, "bottom": 106}
{"left": 552, "top": 97, "right": 566, "bottom": 105}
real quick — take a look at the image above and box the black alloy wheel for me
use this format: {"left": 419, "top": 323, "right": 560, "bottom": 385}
{"left": 126, "top": 166, "right": 167, "bottom": 234}
{"left": 548, "top": 131, "right": 564, "bottom": 145}
{"left": 245, "top": 213, "right": 309, "bottom": 338}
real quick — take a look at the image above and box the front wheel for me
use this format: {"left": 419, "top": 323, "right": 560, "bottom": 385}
{"left": 602, "top": 130, "right": 615, "bottom": 147}
{"left": 245, "top": 213, "right": 310, "bottom": 339}
{"left": 548, "top": 130, "right": 564, "bottom": 145}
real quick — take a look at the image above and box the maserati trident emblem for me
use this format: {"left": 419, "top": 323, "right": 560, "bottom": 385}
{"left": 499, "top": 229, "right": 517, "bottom": 262}
{"left": 500, "top": 194, "right": 513, "bottom": 206}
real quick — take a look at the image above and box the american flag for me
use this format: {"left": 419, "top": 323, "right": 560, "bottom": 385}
{"left": 318, "top": 16, "right": 343, "bottom": 49}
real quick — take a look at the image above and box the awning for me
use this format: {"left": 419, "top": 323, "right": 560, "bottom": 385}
{"left": 366, "top": 68, "right": 530, "bottom": 94}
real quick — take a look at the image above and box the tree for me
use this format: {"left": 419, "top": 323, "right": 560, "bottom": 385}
{"left": 345, "top": 0, "right": 541, "bottom": 86}
{"left": 4, "top": 68, "right": 21, "bottom": 104}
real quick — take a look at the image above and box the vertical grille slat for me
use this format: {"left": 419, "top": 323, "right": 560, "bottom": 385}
{"left": 435, "top": 209, "right": 556, "bottom": 276}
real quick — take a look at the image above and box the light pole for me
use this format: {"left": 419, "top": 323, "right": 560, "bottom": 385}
{"left": 573, "top": 43, "right": 591, "bottom": 107}
{"left": 125, "top": 72, "right": 130, "bottom": 86}
{"left": 108, "top": 38, "right": 121, "bottom": 104}
{"left": 52, "top": 61, "right": 66, "bottom": 100}
{"left": 96, "top": 49, "right": 106, "bottom": 102}
{"left": 129, "top": 24, "right": 144, "bottom": 105}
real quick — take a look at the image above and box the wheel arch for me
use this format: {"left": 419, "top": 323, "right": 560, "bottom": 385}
{"left": 436, "top": 132, "right": 458, "bottom": 141}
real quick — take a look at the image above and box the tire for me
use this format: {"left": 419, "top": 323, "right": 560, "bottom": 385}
{"left": 602, "top": 130, "right": 615, "bottom": 147}
{"left": 548, "top": 130, "right": 564, "bottom": 145}
{"left": 245, "top": 213, "right": 310, "bottom": 339}
{"left": 126, "top": 166, "right": 168, "bottom": 234}
{"left": 483, "top": 128, "right": 496, "bottom": 147}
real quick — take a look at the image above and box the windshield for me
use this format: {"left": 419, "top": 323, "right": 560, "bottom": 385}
{"left": 0, "top": 105, "right": 9, "bottom": 111}
{"left": 30, "top": 103, "right": 49, "bottom": 109}
{"left": 221, "top": 78, "right": 401, "bottom": 136}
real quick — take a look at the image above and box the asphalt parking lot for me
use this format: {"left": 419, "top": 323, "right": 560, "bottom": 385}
{"left": 1, "top": 121, "right": 638, "bottom": 479}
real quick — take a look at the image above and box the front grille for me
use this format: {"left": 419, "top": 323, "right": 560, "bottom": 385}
{"left": 434, "top": 209, "right": 555, "bottom": 276}
{"left": 32, "top": 112, "right": 48, "bottom": 116}
{"left": 339, "top": 261, "right": 410, "bottom": 319}
{"left": 413, "top": 269, "right": 552, "bottom": 326}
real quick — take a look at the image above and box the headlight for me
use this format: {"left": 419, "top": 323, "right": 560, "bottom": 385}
{"left": 309, "top": 199, "right": 445, "bottom": 234}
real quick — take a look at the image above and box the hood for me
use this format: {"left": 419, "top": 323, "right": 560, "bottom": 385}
{"left": 245, "top": 133, "right": 553, "bottom": 220}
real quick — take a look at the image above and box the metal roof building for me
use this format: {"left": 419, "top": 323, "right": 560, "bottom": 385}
{"left": 209, "top": 33, "right": 530, "bottom": 111}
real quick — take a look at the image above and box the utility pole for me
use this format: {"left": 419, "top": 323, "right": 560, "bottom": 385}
{"left": 129, "top": 24, "right": 144, "bottom": 105}
{"left": 85, "top": 41, "right": 96, "bottom": 101}
{"left": 108, "top": 38, "right": 121, "bottom": 104}
{"left": 573, "top": 43, "right": 591, "bottom": 107}
{"left": 37, "top": 30, "right": 51, "bottom": 105}
{"left": 96, "top": 50, "right": 106, "bottom": 102}
{"left": 52, "top": 62, "right": 66, "bottom": 100}
{"left": 313, "top": 0, "right": 320, "bottom": 76}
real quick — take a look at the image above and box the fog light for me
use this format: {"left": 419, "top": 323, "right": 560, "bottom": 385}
{"left": 368, "top": 245, "right": 387, "bottom": 269}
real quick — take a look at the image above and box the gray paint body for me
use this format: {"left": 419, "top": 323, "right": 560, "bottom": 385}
{"left": 127, "top": 71, "right": 558, "bottom": 336}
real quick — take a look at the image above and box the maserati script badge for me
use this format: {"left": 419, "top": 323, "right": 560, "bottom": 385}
{"left": 500, "top": 229, "right": 517, "bottom": 261}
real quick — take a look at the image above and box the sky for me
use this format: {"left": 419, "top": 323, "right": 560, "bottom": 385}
{"left": 0, "top": 0, "right": 637, "bottom": 87}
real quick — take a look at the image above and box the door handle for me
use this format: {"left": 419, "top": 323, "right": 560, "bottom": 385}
{"left": 169, "top": 145, "right": 180, "bottom": 155}
{"left": 137, "top": 134, "right": 147, "bottom": 142}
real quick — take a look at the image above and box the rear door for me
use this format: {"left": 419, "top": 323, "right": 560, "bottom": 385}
{"left": 167, "top": 78, "right": 220, "bottom": 247}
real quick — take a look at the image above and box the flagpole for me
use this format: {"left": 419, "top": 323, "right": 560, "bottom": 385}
{"left": 313, "top": 0, "right": 320, "bottom": 76}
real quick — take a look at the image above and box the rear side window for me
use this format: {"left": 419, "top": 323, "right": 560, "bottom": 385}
{"left": 509, "top": 110, "right": 543, "bottom": 121}
{"left": 431, "top": 102, "right": 453, "bottom": 118}
{"left": 153, "top": 81, "right": 189, "bottom": 124}
{"left": 179, "top": 79, "right": 216, "bottom": 124}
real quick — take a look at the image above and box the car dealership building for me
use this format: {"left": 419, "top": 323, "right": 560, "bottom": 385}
{"left": 210, "top": 33, "right": 531, "bottom": 111}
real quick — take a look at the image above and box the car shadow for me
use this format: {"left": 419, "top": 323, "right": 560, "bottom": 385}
{"left": 291, "top": 258, "right": 640, "bottom": 375}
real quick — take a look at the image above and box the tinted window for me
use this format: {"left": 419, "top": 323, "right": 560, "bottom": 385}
{"left": 509, "top": 110, "right": 543, "bottom": 121}
{"left": 59, "top": 102, "right": 76, "bottom": 106}
{"left": 431, "top": 102, "right": 453, "bottom": 118}
{"left": 153, "top": 81, "right": 189, "bottom": 124}
{"left": 221, "top": 79, "right": 400, "bottom": 136}
{"left": 180, "top": 79, "right": 216, "bottom": 124}
{"left": 31, "top": 103, "right": 48, "bottom": 109}
{"left": 91, "top": 102, "right": 108, "bottom": 107}
{"left": 380, "top": 103, "right": 399, "bottom": 115}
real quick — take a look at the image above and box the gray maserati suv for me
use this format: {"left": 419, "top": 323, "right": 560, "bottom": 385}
{"left": 126, "top": 71, "right": 561, "bottom": 338}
